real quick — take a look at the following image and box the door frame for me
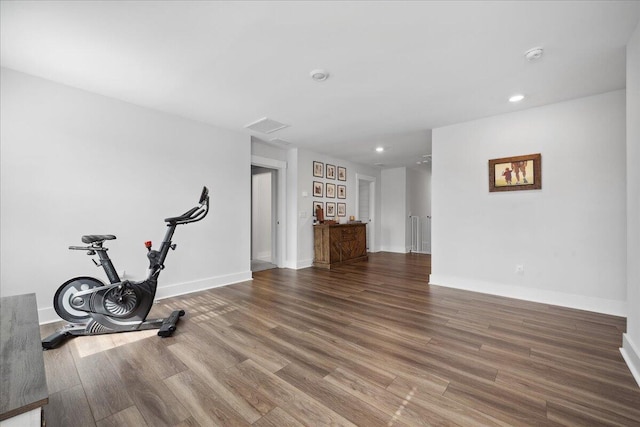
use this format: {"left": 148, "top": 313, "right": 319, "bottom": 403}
{"left": 251, "top": 155, "right": 287, "bottom": 268}
{"left": 355, "top": 173, "right": 376, "bottom": 252}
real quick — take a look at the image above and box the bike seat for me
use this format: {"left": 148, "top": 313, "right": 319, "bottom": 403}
{"left": 81, "top": 235, "right": 116, "bottom": 244}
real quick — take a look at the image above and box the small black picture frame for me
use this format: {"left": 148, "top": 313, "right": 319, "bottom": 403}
{"left": 313, "top": 201, "right": 324, "bottom": 217}
{"left": 337, "top": 185, "right": 346, "bottom": 199}
{"left": 313, "top": 161, "right": 324, "bottom": 178}
{"left": 313, "top": 181, "right": 324, "bottom": 197}
{"left": 326, "top": 202, "right": 336, "bottom": 217}
{"left": 325, "top": 182, "right": 336, "bottom": 198}
{"left": 326, "top": 164, "right": 336, "bottom": 180}
{"left": 338, "top": 166, "right": 347, "bottom": 181}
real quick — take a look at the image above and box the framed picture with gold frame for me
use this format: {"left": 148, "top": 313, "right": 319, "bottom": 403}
{"left": 489, "top": 153, "right": 541, "bottom": 192}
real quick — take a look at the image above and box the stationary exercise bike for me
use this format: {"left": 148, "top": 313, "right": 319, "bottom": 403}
{"left": 42, "top": 187, "right": 209, "bottom": 349}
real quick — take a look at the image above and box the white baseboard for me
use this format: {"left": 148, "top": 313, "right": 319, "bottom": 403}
{"left": 38, "top": 270, "right": 253, "bottom": 325}
{"left": 154, "top": 271, "right": 252, "bottom": 300}
{"left": 296, "top": 258, "right": 314, "bottom": 269}
{"left": 621, "top": 334, "right": 640, "bottom": 387}
{"left": 380, "top": 246, "right": 410, "bottom": 254}
{"left": 428, "top": 274, "right": 627, "bottom": 317}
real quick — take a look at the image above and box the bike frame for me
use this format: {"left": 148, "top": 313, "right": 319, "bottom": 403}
{"left": 70, "top": 188, "right": 209, "bottom": 286}
{"left": 42, "top": 187, "right": 209, "bottom": 349}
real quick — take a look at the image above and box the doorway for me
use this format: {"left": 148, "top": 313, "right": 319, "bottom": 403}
{"left": 251, "top": 155, "right": 287, "bottom": 271}
{"left": 251, "top": 166, "right": 277, "bottom": 272}
{"left": 355, "top": 174, "right": 376, "bottom": 252}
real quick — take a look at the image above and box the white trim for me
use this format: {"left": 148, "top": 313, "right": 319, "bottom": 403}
{"left": 621, "top": 334, "right": 640, "bottom": 387}
{"left": 38, "top": 271, "right": 252, "bottom": 324}
{"left": 380, "top": 246, "right": 410, "bottom": 254}
{"left": 296, "top": 258, "right": 314, "bottom": 270}
{"left": 0, "top": 408, "right": 41, "bottom": 427}
{"left": 252, "top": 155, "right": 287, "bottom": 268}
{"left": 251, "top": 155, "right": 286, "bottom": 170}
{"left": 428, "top": 274, "right": 627, "bottom": 316}
{"left": 284, "top": 260, "right": 298, "bottom": 269}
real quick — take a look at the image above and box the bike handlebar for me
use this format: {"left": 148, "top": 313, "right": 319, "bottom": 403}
{"left": 164, "top": 186, "right": 209, "bottom": 225}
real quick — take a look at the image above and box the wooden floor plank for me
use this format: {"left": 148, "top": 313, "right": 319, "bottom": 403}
{"left": 42, "top": 339, "right": 81, "bottom": 395}
{"left": 73, "top": 351, "right": 133, "bottom": 421}
{"left": 234, "top": 359, "right": 358, "bottom": 426}
{"left": 164, "top": 370, "right": 252, "bottom": 426}
{"left": 166, "top": 341, "right": 271, "bottom": 423}
{"left": 325, "top": 366, "right": 462, "bottom": 426}
{"left": 95, "top": 406, "right": 148, "bottom": 427}
{"left": 275, "top": 362, "right": 403, "bottom": 427}
{"left": 252, "top": 407, "right": 305, "bottom": 427}
{"left": 105, "top": 358, "right": 189, "bottom": 426}
{"left": 386, "top": 375, "right": 511, "bottom": 427}
{"left": 43, "top": 384, "right": 96, "bottom": 427}
{"left": 37, "top": 253, "right": 639, "bottom": 426}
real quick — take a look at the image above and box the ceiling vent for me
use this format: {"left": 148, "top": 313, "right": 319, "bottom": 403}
{"left": 244, "top": 117, "right": 289, "bottom": 134}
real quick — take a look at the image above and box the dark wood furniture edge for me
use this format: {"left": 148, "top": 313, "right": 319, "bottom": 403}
{"left": 0, "top": 293, "right": 49, "bottom": 422}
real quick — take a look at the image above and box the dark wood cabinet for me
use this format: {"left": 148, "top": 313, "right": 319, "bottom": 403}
{"left": 313, "top": 223, "right": 367, "bottom": 269}
{"left": 1, "top": 294, "right": 48, "bottom": 426}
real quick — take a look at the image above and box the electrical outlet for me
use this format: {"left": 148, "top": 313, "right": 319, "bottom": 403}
{"left": 515, "top": 265, "right": 524, "bottom": 275}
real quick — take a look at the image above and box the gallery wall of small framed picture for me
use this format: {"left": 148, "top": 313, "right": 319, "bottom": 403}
{"left": 312, "top": 160, "right": 348, "bottom": 219}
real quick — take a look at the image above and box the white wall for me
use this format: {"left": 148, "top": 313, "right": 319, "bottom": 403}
{"left": 431, "top": 90, "right": 627, "bottom": 316}
{"left": 296, "top": 148, "right": 382, "bottom": 268}
{"left": 0, "top": 68, "right": 252, "bottom": 322}
{"left": 381, "top": 167, "right": 409, "bottom": 253}
{"left": 286, "top": 148, "right": 300, "bottom": 268}
{"left": 622, "top": 22, "right": 640, "bottom": 385}
{"left": 251, "top": 137, "right": 288, "bottom": 162}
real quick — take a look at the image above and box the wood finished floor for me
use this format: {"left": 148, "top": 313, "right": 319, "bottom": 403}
{"left": 39, "top": 253, "right": 640, "bottom": 426}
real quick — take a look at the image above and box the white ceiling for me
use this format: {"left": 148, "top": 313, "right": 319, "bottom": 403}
{"left": 2, "top": 1, "right": 639, "bottom": 169}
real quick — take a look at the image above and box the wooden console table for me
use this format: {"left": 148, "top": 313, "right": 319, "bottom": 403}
{"left": 313, "top": 223, "right": 368, "bottom": 269}
{"left": 1, "top": 294, "right": 48, "bottom": 426}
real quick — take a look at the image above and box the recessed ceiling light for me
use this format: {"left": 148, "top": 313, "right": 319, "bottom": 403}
{"left": 376, "top": 147, "right": 384, "bottom": 152}
{"left": 310, "top": 69, "right": 329, "bottom": 82}
{"left": 525, "top": 47, "right": 544, "bottom": 62}
{"left": 509, "top": 94, "right": 525, "bottom": 103}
